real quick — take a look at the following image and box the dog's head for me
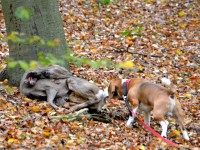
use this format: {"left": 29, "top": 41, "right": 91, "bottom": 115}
{"left": 24, "top": 72, "right": 39, "bottom": 87}
{"left": 106, "top": 78, "right": 124, "bottom": 100}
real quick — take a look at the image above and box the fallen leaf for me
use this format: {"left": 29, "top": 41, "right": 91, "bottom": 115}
{"left": 7, "top": 138, "right": 19, "bottom": 144}
{"left": 29, "top": 106, "right": 41, "bottom": 112}
{"left": 184, "top": 93, "right": 191, "bottom": 98}
{"left": 170, "top": 130, "right": 181, "bottom": 137}
{"left": 43, "top": 130, "right": 51, "bottom": 137}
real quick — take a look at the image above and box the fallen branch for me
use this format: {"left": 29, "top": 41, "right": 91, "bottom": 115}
{"left": 127, "top": 51, "right": 163, "bottom": 58}
{"left": 114, "top": 49, "right": 164, "bottom": 58}
{"left": 50, "top": 108, "right": 111, "bottom": 123}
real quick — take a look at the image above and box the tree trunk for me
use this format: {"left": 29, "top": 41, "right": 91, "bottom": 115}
{"left": 0, "top": 0, "right": 68, "bottom": 86}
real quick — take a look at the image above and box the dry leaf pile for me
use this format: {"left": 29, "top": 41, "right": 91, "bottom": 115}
{"left": 0, "top": 0, "right": 199, "bottom": 149}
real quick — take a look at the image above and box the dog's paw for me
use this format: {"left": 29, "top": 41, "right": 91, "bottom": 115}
{"left": 126, "top": 122, "right": 133, "bottom": 128}
{"left": 126, "top": 116, "right": 134, "bottom": 128}
{"left": 182, "top": 130, "right": 190, "bottom": 141}
{"left": 161, "top": 133, "right": 167, "bottom": 138}
{"left": 50, "top": 103, "right": 59, "bottom": 110}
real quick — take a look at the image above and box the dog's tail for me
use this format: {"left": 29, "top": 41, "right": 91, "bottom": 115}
{"left": 161, "top": 78, "right": 176, "bottom": 94}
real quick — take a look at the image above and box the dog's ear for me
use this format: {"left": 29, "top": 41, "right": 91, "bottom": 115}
{"left": 108, "top": 81, "right": 116, "bottom": 98}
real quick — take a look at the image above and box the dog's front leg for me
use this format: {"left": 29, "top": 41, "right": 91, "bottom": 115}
{"left": 173, "top": 101, "right": 190, "bottom": 140}
{"left": 70, "top": 98, "right": 97, "bottom": 112}
{"left": 160, "top": 120, "right": 169, "bottom": 138}
{"left": 46, "top": 89, "right": 58, "bottom": 109}
{"left": 126, "top": 107, "right": 138, "bottom": 127}
{"left": 126, "top": 97, "right": 139, "bottom": 127}
{"left": 144, "top": 112, "right": 151, "bottom": 126}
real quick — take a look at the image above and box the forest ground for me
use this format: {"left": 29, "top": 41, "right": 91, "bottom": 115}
{"left": 0, "top": 0, "right": 199, "bottom": 149}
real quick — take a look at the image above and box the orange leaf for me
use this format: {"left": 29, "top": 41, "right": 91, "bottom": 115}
{"left": 170, "top": 130, "right": 181, "bottom": 137}
{"left": 179, "top": 23, "right": 187, "bottom": 29}
{"left": 24, "top": 97, "right": 33, "bottom": 102}
{"left": 29, "top": 106, "right": 41, "bottom": 112}
{"left": 43, "top": 130, "right": 51, "bottom": 137}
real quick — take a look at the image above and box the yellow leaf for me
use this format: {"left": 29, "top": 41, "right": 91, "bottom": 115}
{"left": 119, "top": 61, "right": 134, "bottom": 69}
{"left": 169, "top": 121, "right": 176, "bottom": 125}
{"left": 61, "top": 134, "right": 68, "bottom": 138}
{"left": 7, "top": 138, "right": 19, "bottom": 144}
{"left": 178, "top": 11, "right": 185, "bottom": 17}
{"left": 29, "top": 106, "right": 41, "bottom": 112}
{"left": 106, "top": 17, "right": 110, "bottom": 21}
{"left": 67, "top": 139, "right": 74, "bottom": 144}
{"left": 91, "top": 49, "right": 98, "bottom": 53}
{"left": 170, "top": 130, "right": 181, "bottom": 137}
{"left": 138, "top": 144, "right": 145, "bottom": 150}
{"left": 77, "top": 139, "right": 85, "bottom": 143}
{"left": 138, "top": 65, "right": 143, "bottom": 71}
{"left": 125, "top": 37, "right": 132, "bottom": 41}
{"left": 179, "top": 23, "right": 186, "bottom": 28}
{"left": 185, "top": 93, "right": 191, "bottom": 98}
{"left": 176, "top": 49, "right": 182, "bottom": 55}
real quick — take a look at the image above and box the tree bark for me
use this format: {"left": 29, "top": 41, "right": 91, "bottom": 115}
{"left": 1, "top": 0, "right": 68, "bottom": 86}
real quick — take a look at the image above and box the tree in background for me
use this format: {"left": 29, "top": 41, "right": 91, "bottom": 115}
{"left": 0, "top": 0, "right": 68, "bottom": 86}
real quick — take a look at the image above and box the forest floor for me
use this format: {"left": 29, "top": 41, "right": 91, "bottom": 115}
{"left": 0, "top": 0, "right": 200, "bottom": 149}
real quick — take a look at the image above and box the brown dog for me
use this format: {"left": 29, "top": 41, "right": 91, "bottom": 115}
{"left": 105, "top": 78, "right": 189, "bottom": 140}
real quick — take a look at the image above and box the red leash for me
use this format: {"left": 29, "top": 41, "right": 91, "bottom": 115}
{"left": 130, "top": 110, "right": 179, "bottom": 147}
{"left": 123, "top": 79, "right": 178, "bottom": 147}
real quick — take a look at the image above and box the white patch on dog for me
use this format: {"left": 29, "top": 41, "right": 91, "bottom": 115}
{"left": 182, "top": 130, "right": 190, "bottom": 141}
{"left": 126, "top": 116, "right": 134, "bottom": 128}
{"left": 122, "top": 79, "right": 128, "bottom": 85}
{"left": 95, "top": 89, "right": 107, "bottom": 111}
{"left": 96, "top": 90, "right": 104, "bottom": 100}
{"left": 126, "top": 107, "right": 138, "bottom": 127}
{"left": 161, "top": 78, "right": 171, "bottom": 87}
{"left": 160, "top": 120, "right": 169, "bottom": 138}
{"left": 103, "top": 87, "right": 109, "bottom": 98}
